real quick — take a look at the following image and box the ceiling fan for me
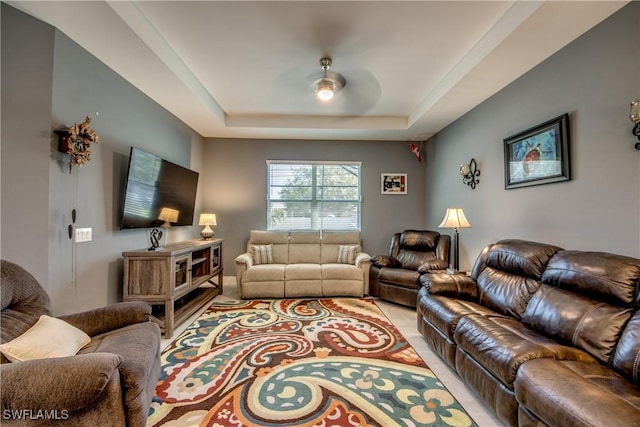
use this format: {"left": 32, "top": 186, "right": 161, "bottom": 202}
{"left": 312, "top": 57, "right": 346, "bottom": 101}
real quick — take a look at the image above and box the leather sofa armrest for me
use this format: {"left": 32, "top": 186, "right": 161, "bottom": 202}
{"left": 418, "top": 259, "right": 448, "bottom": 273}
{"left": 371, "top": 255, "right": 401, "bottom": 268}
{"left": 419, "top": 272, "right": 478, "bottom": 299}
{"left": 0, "top": 352, "right": 122, "bottom": 412}
{"left": 59, "top": 302, "right": 151, "bottom": 337}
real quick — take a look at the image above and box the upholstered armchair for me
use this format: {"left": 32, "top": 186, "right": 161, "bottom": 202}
{"left": 369, "top": 230, "right": 450, "bottom": 307}
{"left": 0, "top": 260, "right": 161, "bottom": 427}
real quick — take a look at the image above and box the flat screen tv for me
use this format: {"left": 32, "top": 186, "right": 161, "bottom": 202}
{"left": 120, "top": 147, "right": 199, "bottom": 230}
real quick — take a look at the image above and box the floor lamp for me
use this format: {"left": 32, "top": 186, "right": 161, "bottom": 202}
{"left": 439, "top": 208, "right": 472, "bottom": 272}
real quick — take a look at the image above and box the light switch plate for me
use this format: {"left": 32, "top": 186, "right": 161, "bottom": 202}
{"left": 75, "top": 227, "right": 92, "bottom": 243}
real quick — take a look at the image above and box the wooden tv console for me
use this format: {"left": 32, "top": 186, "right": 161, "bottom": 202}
{"left": 122, "top": 239, "right": 223, "bottom": 337}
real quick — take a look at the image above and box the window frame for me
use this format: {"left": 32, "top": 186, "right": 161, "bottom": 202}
{"left": 266, "top": 160, "right": 362, "bottom": 231}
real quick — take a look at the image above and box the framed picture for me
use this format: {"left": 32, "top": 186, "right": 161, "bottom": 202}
{"left": 381, "top": 173, "right": 407, "bottom": 194}
{"left": 503, "top": 113, "right": 571, "bottom": 189}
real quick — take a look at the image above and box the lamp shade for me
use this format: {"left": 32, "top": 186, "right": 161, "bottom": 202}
{"left": 198, "top": 213, "right": 217, "bottom": 226}
{"left": 439, "top": 208, "right": 471, "bottom": 230}
{"left": 158, "top": 207, "right": 179, "bottom": 224}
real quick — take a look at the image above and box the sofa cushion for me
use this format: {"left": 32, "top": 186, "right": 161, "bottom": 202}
{"left": 514, "top": 359, "right": 640, "bottom": 427}
{"left": 286, "top": 264, "right": 321, "bottom": 280}
{"left": 243, "top": 264, "right": 285, "bottom": 282}
{"left": 378, "top": 268, "right": 420, "bottom": 290}
{"left": 612, "top": 311, "right": 640, "bottom": 385}
{"left": 0, "top": 315, "right": 91, "bottom": 362}
{"left": 523, "top": 285, "right": 633, "bottom": 364}
{"left": 454, "top": 314, "right": 596, "bottom": 388}
{"left": 321, "top": 264, "right": 363, "bottom": 281}
{"left": 484, "top": 239, "right": 562, "bottom": 280}
{"left": 476, "top": 269, "right": 542, "bottom": 320}
{"left": 248, "top": 230, "right": 290, "bottom": 264}
{"left": 289, "top": 231, "right": 321, "bottom": 263}
{"left": 320, "top": 231, "right": 362, "bottom": 264}
{"left": 541, "top": 250, "right": 640, "bottom": 307}
{"left": 252, "top": 244, "right": 274, "bottom": 265}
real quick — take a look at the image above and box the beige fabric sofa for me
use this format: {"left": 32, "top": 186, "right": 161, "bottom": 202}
{"left": 235, "top": 230, "right": 371, "bottom": 299}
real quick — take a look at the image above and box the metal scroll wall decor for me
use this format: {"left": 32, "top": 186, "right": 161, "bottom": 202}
{"left": 460, "top": 158, "right": 480, "bottom": 189}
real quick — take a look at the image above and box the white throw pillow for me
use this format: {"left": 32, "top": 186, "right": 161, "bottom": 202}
{"left": 252, "top": 244, "right": 274, "bottom": 265}
{"left": 337, "top": 245, "right": 358, "bottom": 264}
{"left": 0, "top": 315, "right": 91, "bottom": 363}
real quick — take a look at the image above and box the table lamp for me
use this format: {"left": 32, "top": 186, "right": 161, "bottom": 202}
{"left": 199, "top": 213, "right": 217, "bottom": 240}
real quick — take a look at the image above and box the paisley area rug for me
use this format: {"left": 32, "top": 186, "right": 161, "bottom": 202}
{"left": 147, "top": 298, "right": 477, "bottom": 427}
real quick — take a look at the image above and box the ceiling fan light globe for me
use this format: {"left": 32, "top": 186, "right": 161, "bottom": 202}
{"left": 316, "top": 79, "right": 335, "bottom": 101}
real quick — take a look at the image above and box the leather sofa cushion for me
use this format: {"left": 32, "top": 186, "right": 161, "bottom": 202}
{"left": 613, "top": 311, "right": 640, "bottom": 385}
{"left": 400, "top": 230, "right": 439, "bottom": 250}
{"left": 416, "top": 293, "right": 496, "bottom": 341}
{"left": 454, "top": 314, "right": 596, "bottom": 388}
{"left": 378, "top": 268, "right": 420, "bottom": 290}
{"left": 522, "top": 284, "right": 633, "bottom": 364}
{"left": 542, "top": 250, "right": 640, "bottom": 306}
{"left": 396, "top": 250, "right": 436, "bottom": 270}
{"left": 484, "top": 239, "right": 562, "bottom": 280}
{"left": 476, "top": 268, "right": 542, "bottom": 320}
{"left": 515, "top": 359, "right": 640, "bottom": 427}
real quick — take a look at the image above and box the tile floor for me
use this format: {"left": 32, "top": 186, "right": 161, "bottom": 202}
{"left": 161, "top": 278, "right": 504, "bottom": 427}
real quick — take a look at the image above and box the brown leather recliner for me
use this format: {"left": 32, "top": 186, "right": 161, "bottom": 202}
{"left": 369, "top": 230, "right": 450, "bottom": 307}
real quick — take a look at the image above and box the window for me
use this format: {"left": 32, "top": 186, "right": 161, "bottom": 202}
{"left": 267, "top": 161, "right": 361, "bottom": 230}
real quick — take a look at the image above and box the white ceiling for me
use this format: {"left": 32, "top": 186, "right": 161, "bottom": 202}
{"left": 9, "top": 1, "right": 628, "bottom": 141}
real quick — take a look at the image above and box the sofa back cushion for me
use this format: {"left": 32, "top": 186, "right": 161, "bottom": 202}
{"left": 1, "top": 260, "right": 53, "bottom": 363}
{"left": 395, "top": 230, "right": 440, "bottom": 270}
{"left": 289, "top": 231, "right": 321, "bottom": 263}
{"left": 612, "top": 310, "right": 640, "bottom": 385}
{"left": 474, "top": 239, "right": 560, "bottom": 319}
{"left": 523, "top": 250, "right": 640, "bottom": 364}
{"left": 321, "top": 231, "right": 361, "bottom": 264}
{"left": 248, "top": 230, "right": 290, "bottom": 264}
{"left": 475, "top": 240, "right": 562, "bottom": 319}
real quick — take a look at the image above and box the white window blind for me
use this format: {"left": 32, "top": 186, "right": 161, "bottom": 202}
{"left": 267, "top": 161, "right": 361, "bottom": 230}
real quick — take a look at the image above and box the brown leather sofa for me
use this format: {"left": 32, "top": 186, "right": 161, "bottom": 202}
{"left": 0, "top": 260, "right": 161, "bottom": 427}
{"left": 370, "top": 230, "right": 450, "bottom": 307}
{"left": 417, "top": 239, "right": 640, "bottom": 427}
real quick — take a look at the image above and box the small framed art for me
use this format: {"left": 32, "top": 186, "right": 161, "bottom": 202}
{"left": 503, "top": 113, "right": 571, "bottom": 190}
{"left": 381, "top": 173, "right": 407, "bottom": 194}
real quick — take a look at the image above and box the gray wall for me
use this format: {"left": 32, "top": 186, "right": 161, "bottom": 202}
{"left": 423, "top": 2, "right": 640, "bottom": 271}
{"left": 1, "top": 4, "right": 204, "bottom": 315}
{"left": 201, "top": 139, "right": 427, "bottom": 270}
{"left": 1, "top": 4, "right": 54, "bottom": 286}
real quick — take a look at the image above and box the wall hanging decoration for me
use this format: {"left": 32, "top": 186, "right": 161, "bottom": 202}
{"left": 55, "top": 116, "right": 100, "bottom": 173}
{"left": 381, "top": 173, "right": 407, "bottom": 194}
{"left": 630, "top": 100, "right": 640, "bottom": 150}
{"left": 460, "top": 158, "right": 480, "bottom": 189}
{"left": 409, "top": 142, "right": 423, "bottom": 163}
{"left": 503, "top": 113, "right": 570, "bottom": 189}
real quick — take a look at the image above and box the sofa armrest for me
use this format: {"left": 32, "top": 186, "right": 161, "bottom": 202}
{"left": 370, "top": 255, "right": 401, "bottom": 268}
{"left": 355, "top": 252, "right": 371, "bottom": 268}
{"left": 418, "top": 259, "right": 448, "bottom": 273}
{"left": 419, "top": 272, "right": 478, "bottom": 299}
{"left": 58, "top": 302, "right": 151, "bottom": 337}
{"left": 0, "top": 352, "right": 122, "bottom": 411}
{"left": 234, "top": 253, "right": 253, "bottom": 289}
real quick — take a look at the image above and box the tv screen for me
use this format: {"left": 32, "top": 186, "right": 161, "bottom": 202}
{"left": 120, "top": 147, "right": 199, "bottom": 229}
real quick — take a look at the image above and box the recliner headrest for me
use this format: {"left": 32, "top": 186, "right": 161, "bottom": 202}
{"left": 400, "top": 230, "right": 439, "bottom": 250}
